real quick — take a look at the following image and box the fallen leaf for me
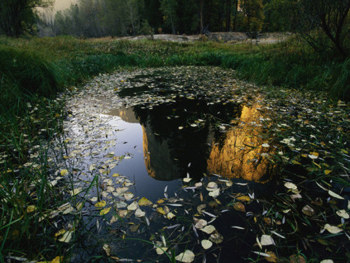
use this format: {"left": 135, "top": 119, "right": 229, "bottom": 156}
{"left": 209, "top": 231, "right": 224, "bottom": 244}
{"left": 103, "top": 244, "right": 111, "bottom": 256}
{"left": 302, "top": 205, "right": 315, "bottom": 216}
{"left": 265, "top": 251, "right": 278, "bottom": 262}
{"left": 60, "top": 169, "right": 68, "bottom": 176}
{"left": 233, "top": 202, "right": 246, "bottom": 212}
{"left": 58, "top": 230, "right": 73, "bottom": 243}
{"left": 138, "top": 197, "right": 153, "bottom": 206}
{"left": 322, "top": 224, "right": 343, "bottom": 234}
{"left": 135, "top": 208, "right": 146, "bottom": 217}
{"left": 201, "top": 239, "right": 213, "bottom": 250}
{"left": 336, "top": 209, "right": 349, "bottom": 219}
{"left": 26, "top": 205, "right": 37, "bottom": 213}
{"left": 200, "top": 225, "right": 216, "bottom": 234}
{"left": 175, "top": 250, "right": 195, "bottom": 263}
{"left": 260, "top": 234, "right": 274, "bottom": 246}
{"left": 100, "top": 207, "right": 111, "bottom": 216}
{"left": 95, "top": 200, "right": 106, "bottom": 208}
{"left": 328, "top": 190, "right": 344, "bottom": 200}
{"left": 237, "top": 195, "right": 251, "bottom": 202}
{"left": 127, "top": 201, "right": 138, "bottom": 211}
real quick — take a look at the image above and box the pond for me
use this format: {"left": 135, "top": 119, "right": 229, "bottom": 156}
{"left": 52, "top": 67, "right": 279, "bottom": 262}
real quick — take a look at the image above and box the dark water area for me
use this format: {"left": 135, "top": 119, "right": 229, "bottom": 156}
{"left": 61, "top": 67, "right": 278, "bottom": 262}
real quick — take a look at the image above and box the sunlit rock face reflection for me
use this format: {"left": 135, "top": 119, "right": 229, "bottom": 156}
{"left": 207, "top": 104, "right": 276, "bottom": 183}
{"left": 109, "top": 99, "right": 275, "bottom": 183}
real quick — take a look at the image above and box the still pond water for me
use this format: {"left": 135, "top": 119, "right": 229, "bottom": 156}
{"left": 56, "top": 67, "right": 278, "bottom": 262}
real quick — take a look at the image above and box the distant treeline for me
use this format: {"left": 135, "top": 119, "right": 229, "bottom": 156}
{"left": 47, "top": 0, "right": 292, "bottom": 38}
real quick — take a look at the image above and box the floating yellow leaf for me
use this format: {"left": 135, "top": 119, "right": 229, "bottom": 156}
{"left": 175, "top": 250, "right": 195, "bottom": 262}
{"left": 324, "top": 170, "right": 332, "bottom": 175}
{"left": 233, "top": 202, "right": 246, "bottom": 212}
{"left": 237, "top": 195, "right": 251, "bottom": 202}
{"left": 291, "top": 160, "right": 301, "bottom": 165}
{"left": 200, "top": 225, "right": 216, "bottom": 234}
{"left": 194, "top": 218, "right": 207, "bottom": 229}
{"left": 58, "top": 230, "right": 73, "bottom": 243}
{"left": 51, "top": 256, "right": 64, "bottom": 263}
{"left": 138, "top": 197, "right": 153, "bottom": 206}
{"left": 302, "top": 205, "right": 315, "bottom": 216}
{"left": 336, "top": 209, "right": 349, "bottom": 219}
{"left": 260, "top": 234, "right": 274, "bottom": 246}
{"left": 60, "top": 169, "right": 68, "bottom": 176}
{"left": 157, "top": 198, "right": 165, "bottom": 204}
{"left": 209, "top": 231, "right": 224, "bottom": 244}
{"left": 328, "top": 190, "right": 344, "bottom": 200}
{"left": 167, "top": 212, "right": 176, "bottom": 219}
{"left": 135, "top": 208, "right": 146, "bottom": 217}
{"left": 54, "top": 229, "right": 66, "bottom": 237}
{"left": 265, "top": 251, "right": 278, "bottom": 262}
{"left": 94, "top": 200, "right": 106, "bottom": 208}
{"left": 157, "top": 207, "right": 166, "bottom": 215}
{"left": 103, "top": 244, "right": 111, "bottom": 256}
{"left": 112, "top": 173, "right": 120, "bottom": 177}
{"left": 26, "top": 205, "right": 37, "bottom": 213}
{"left": 201, "top": 239, "right": 213, "bottom": 250}
{"left": 127, "top": 201, "right": 138, "bottom": 211}
{"left": 100, "top": 207, "right": 111, "bottom": 216}
{"left": 156, "top": 247, "right": 168, "bottom": 255}
{"left": 322, "top": 223, "right": 343, "bottom": 234}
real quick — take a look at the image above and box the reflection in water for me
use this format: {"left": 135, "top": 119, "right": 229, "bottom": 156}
{"left": 207, "top": 104, "right": 276, "bottom": 183}
{"left": 109, "top": 98, "right": 276, "bottom": 183}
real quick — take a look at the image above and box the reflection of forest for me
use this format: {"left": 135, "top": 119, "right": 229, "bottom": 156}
{"left": 207, "top": 104, "right": 276, "bottom": 183}
{"left": 110, "top": 100, "right": 275, "bottom": 183}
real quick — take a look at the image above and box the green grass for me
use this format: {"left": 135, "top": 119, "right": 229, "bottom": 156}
{"left": 0, "top": 35, "right": 349, "bottom": 261}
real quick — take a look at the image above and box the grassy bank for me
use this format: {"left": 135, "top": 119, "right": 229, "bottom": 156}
{"left": 0, "top": 36, "right": 349, "bottom": 262}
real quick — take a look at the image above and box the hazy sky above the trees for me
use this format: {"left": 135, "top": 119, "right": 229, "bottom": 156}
{"left": 54, "top": 0, "right": 77, "bottom": 11}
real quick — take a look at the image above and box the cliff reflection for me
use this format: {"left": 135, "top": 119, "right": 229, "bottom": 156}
{"left": 109, "top": 99, "right": 275, "bottom": 183}
{"left": 207, "top": 104, "right": 276, "bottom": 183}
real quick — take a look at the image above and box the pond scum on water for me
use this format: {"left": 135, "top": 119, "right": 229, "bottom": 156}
{"left": 1, "top": 66, "right": 350, "bottom": 262}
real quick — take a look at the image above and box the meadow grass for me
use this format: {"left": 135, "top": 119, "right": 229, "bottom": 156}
{"left": 0, "top": 35, "right": 349, "bottom": 261}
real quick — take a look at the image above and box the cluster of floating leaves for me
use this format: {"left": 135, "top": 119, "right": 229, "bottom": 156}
{"left": 30, "top": 66, "right": 350, "bottom": 262}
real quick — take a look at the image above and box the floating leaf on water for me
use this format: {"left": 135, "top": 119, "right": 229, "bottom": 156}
{"left": 200, "top": 225, "right": 216, "bottom": 234}
{"left": 103, "top": 244, "right": 111, "bottom": 256}
{"left": 194, "top": 218, "right": 207, "bottom": 229}
{"left": 127, "top": 201, "right": 138, "bottom": 211}
{"left": 284, "top": 182, "right": 298, "bottom": 191}
{"left": 167, "top": 212, "right": 176, "bottom": 219}
{"left": 130, "top": 224, "right": 140, "bottom": 232}
{"left": 100, "top": 207, "right": 111, "bottom": 216}
{"left": 138, "top": 197, "right": 153, "bottom": 206}
{"left": 208, "top": 188, "right": 220, "bottom": 198}
{"left": 58, "top": 230, "right": 73, "bottom": 243}
{"left": 112, "top": 173, "right": 120, "bottom": 177}
{"left": 124, "top": 192, "right": 134, "bottom": 200}
{"left": 95, "top": 200, "right": 106, "bottom": 208}
{"left": 183, "top": 178, "right": 192, "bottom": 183}
{"left": 237, "top": 195, "right": 251, "bottom": 202}
{"left": 26, "top": 205, "right": 37, "bottom": 213}
{"left": 90, "top": 197, "right": 98, "bottom": 202}
{"left": 336, "top": 209, "right": 349, "bottom": 219}
{"left": 157, "top": 207, "right": 166, "bottom": 215}
{"left": 206, "top": 182, "right": 218, "bottom": 191}
{"left": 201, "top": 239, "right": 213, "bottom": 250}
{"left": 116, "top": 201, "right": 128, "bottom": 209}
{"left": 302, "top": 205, "right": 315, "bottom": 216}
{"left": 118, "top": 210, "right": 128, "bottom": 218}
{"left": 260, "top": 234, "right": 274, "bottom": 246}
{"left": 320, "top": 260, "right": 334, "bottom": 263}
{"left": 233, "top": 202, "right": 246, "bottom": 212}
{"left": 197, "top": 204, "right": 206, "bottom": 214}
{"left": 110, "top": 215, "right": 119, "bottom": 224}
{"left": 308, "top": 154, "right": 318, "bottom": 160}
{"left": 60, "top": 169, "right": 68, "bottom": 176}
{"left": 70, "top": 187, "right": 83, "bottom": 196}
{"left": 135, "top": 208, "right": 146, "bottom": 217}
{"left": 156, "top": 247, "right": 168, "bottom": 255}
{"left": 175, "top": 250, "right": 195, "bottom": 263}
{"left": 322, "top": 224, "right": 343, "bottom": 234}
{"left": 209, "top": 231, "right": 224, "bottom": 244}
{"left": 55, "top": 229, "right": 66, "bottom": 237}
{"left": 328, "top": 190, "right": 344, "bottom": 200}
{"left": 89, "top": 164, "right": 96, "bottom": 171}
{"left": 106, "top": 186, "right": 115, "bottom": 193}
{"left": 116, "top": 187, "right": 129, "bottom": 194}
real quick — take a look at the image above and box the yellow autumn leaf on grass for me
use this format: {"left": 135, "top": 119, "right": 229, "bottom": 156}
{"left": 54, "top": 229, "right": 66, "bottom": 237}
{"left": 291, "top": 160, "right": 302, "bottom": 165}
{"left": 94, "top": 200, "right": 106, "bottom": 208}
{"left": 51, "top": 256, "right": 63, "bottom": 263}
{"left": 100, "top": 207, "right": 111, "bottom": 216}
{"left": 324, "top": 170, "right": 332, "bottom": 175}
{"left": 60, "top": 169, "right": 68, "bottom": 176}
